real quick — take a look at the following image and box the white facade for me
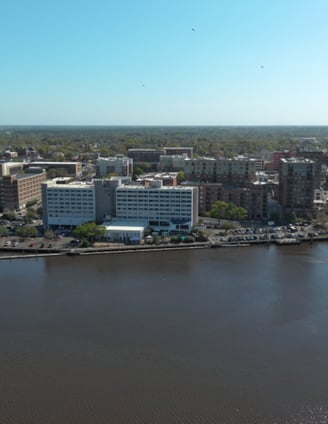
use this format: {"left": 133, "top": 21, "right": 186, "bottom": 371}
{"left": 159, "top": 154, "right": 188, "bottom": 171}
{"left": 96, "top": 155, "right": 133, "bottom": 177}
{"left": 42, "top": 178, "right": 198, "bottom": 232}
{"left": 104, "top": 221, "right": 146, "bottom": 243}
{"left": 314, "top": 188, "right": 328, "bottom": 206}
{"left": 116, "top": 181, "right": 198, "bottom": 231}
{"left": 42, "top": 180, "right": 96, "bottom": 227}
{"left": 0, "top": 161, "right": 24, "bottom": 176}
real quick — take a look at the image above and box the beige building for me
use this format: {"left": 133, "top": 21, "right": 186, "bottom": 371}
{"left": 184, "top": 181, "right": 268, "bottom": 221}
{"left": 0, "top": 168, "right": 47, "bottom": 211}
{"left": 183, "top": 156, "right": 257, "bottom": 185}
{"left": 0, "top": 161, "right": 24, "bottom": 177}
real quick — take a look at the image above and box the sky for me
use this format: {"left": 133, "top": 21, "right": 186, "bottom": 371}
{"left": 1, "top": 0, "right": 328, "bottom": 126}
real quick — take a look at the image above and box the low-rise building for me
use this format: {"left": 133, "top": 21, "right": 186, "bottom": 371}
{"left": 103, "top": 220, "right": 147, "bottom": 243}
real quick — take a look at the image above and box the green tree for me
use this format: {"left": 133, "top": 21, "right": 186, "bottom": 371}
{"left": 2, "top": 211, "right": 17, "bottom": 221}
{"left": 0, "top": 225, "right": 8, "bottom": 236}
{"left": 177, "top": 170, "right": 185, "bottom": 184}
{"left": 133, "top": 166, "right": 145, "bottom": 178}
{"left": 209, "top": 201, "right": 247, "bottom": 221}
{"left": 73, "top": 222, "right": 106, "bottom": 243}
{"left": 24, "top": 208, "right": 38, "bottom": 223}
{"left": 15, "top": 226, "right": 38, "bottom": 238}
{"left": 208, "top": 201, "right": 228, "bottom": 221}
{"left": 25, "top": 199, "right": 38, "bottom": 208}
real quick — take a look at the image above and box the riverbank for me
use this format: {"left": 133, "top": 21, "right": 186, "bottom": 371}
{"left": 0, "top": 241, "right": 210, "bottom": 260}
{"left": 1, "top": 235, "right": 328, "bottom": 260}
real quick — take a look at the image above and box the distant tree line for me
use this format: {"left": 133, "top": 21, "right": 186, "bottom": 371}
{"left": 2, "top": 126, "right": 328, "bottom": 162}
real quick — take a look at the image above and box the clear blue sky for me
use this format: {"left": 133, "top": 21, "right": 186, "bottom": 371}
{"left": 1, "top": 0, "right": 328, "bottom": 126}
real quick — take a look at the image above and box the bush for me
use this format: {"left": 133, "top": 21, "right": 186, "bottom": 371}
{"left": 25, "top": 199, "right": 38, "bottom": 208}
{"left": 183, "top": 236, "right": 195, "bottom": 243}
{"left": 81, "top": 238, "right": 90, "bottom": 247}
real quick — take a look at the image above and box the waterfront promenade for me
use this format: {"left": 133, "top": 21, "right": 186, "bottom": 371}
{"left": 1, "top": 231, "right": 327, "bottom": 260}
{"left": 1, "top": 220, "right": 327, "bottom": 260}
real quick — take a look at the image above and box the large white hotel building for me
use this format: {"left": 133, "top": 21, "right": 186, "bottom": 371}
{"left": 42, "top": 179, "right": 198, "bottom": 232}
{"left": 42, "top": 180, "right": 96, "bottom": 228}
{"left": 116, "top": 181, "right": 198, "bottom": 231}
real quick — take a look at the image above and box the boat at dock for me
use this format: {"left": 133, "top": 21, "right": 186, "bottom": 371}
{"left": 212, "top": 243, "right": 250, "bottom": 248}
{"left": 275, "top": 238, "right": 301, "bottom": 245}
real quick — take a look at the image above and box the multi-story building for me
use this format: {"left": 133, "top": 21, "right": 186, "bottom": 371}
{"left": 116, "top": 181, "right": 198, "bottom": 232}
{"left": 96, "top": 155, "right": 133, "bottom": 178}
{"left": 163, "top": 147, "right": 193, "bottom": 158}
{"left": 28, "top": 161, "right": 83, "bottom": 178}
{"left": 42, "top": 180, "right": 96, "bottom": 228}
{"left": 136, "top": 172, "right": 178, "bottom": 187}
{"left": 314, "top": 188, "right": 328, "bottom": 210}
{"left": 183, "top": 181, "right": 268, "bottom": 221}
{"left": 2, "top": 150, "right": 18, "bottom": 159}
{"left": 272, "top": 150, "right": 292, "bottom": 171}
{"left": 0, "top": 167, "right": 47, "bottom": 210}
{"left": 93, "top": 177, "right": 130, "bottom": 223}
{"left": 296, "top": 149, "right": 324, "bottom": 189}
{"left": 183, "top": 156, "right": 257, "bottom": 185}
{"left": 279, "top": 158, "right": 315, "bottom": 217}
{"left": 127, "top": 148, "right": 160, "bottom": 164}
{"left": 0, "top": 161, "right": 24, "bottom": 177}
{"left": 42, "top": 177, "right": 198, "bottom": 232}
{"left": 159, "top": 154, "right": 188, "bottom": 172}
{"left": 183, "top": 182, "right": 223, "bottom": 216}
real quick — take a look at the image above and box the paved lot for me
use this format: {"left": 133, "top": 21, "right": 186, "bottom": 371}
{"left": 1, "top": 236, "right": 74, "bottom": 251}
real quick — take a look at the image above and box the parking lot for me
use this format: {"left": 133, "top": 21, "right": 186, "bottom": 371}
{"left": 206, "top": 223, "right": 327, "bottom": 245}
{"left": 0, "top": 234, "right": 75, "bottom": 251}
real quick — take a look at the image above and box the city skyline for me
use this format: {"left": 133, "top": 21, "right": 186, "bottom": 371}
{"left": 1, "top": 0, "right": 328, "bottom": 126}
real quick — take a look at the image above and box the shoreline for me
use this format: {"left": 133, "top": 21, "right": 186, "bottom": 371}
{"left": 0, "top": 241, "right": 210, "bottom": 260}
{"left": 0, "top": 236, "right": 327, "bottom": 260}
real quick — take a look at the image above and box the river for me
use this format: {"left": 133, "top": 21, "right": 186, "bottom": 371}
{"left": 1, "top": 243, "right": 328, "bottom": 423}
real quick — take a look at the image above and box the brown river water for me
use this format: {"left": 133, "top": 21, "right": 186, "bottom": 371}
{"left": 1, "top": 243, "right": 328, "bottom": 423}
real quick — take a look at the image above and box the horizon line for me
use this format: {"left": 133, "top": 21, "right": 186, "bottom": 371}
{"left": 1, "top": 124, "right": 328, "bottom": 128}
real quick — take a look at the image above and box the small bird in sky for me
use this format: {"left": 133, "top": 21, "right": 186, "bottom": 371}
{"left": 192, "top": 28, "right": 195, "bottom": 32}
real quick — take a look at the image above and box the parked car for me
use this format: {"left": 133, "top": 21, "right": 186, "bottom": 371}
{"left": 69, "top": 239, "right": 81, "bottom": 245}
